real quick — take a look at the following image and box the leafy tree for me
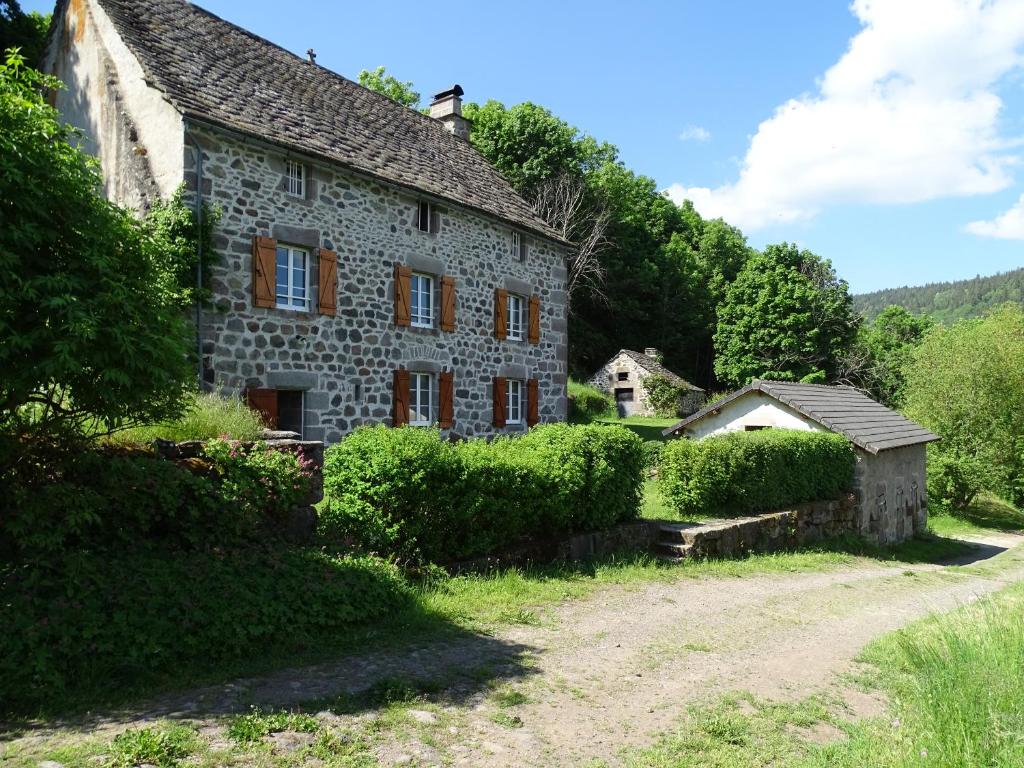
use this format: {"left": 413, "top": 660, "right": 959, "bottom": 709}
{"left": 357, "top": 66, "right": 420, "bottom": 109}
{"left": 0, "top": 53, "right": 194, "bottom": 438}
{"left": 842, "top": 305, "right": 931, "bottom": 407}
{"left": 0, "top": 1, "right": 48, "bottom": 65}
{"left": 714, "top": 243, "right": 857, "bottom": 387}
{"left": 904, "top": 303, "right": 1024, "bottom": 507}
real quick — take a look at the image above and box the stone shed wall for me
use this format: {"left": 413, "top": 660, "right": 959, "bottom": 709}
{"left": 589, "top": 353, "right": 702, "bottom": 417}
{"left": 852, "top": 444, "right": 928, "bottom": 545}
{"left": 187, "top": 124, "right": 570, "bottom": 442}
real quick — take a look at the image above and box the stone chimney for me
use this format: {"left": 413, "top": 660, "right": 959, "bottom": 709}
{"left": 644, "top": 347, "right": 662, "bottom": 361}
{"left": 430, "top": 84, "right": 469, "bottom": 140}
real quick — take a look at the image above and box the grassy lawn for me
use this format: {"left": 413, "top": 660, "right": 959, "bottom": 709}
{"left": 595, "top": 415, "right": 678, "bottom": 442}
{"left": 928, "top": 493, "right": 1024, "bottom": 537}
{"left": 611, "top": 578, "right": 1024, "bottom": 767}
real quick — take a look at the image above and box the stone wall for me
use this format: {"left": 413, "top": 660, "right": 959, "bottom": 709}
{"left": 853, "top": 444, "right": 928, "bottom": 546}
{"left": 588, "top": 352, "right": 703, "bottom": 418}
{"left": 187, "top": 124, "right": 570, "bottom": 442}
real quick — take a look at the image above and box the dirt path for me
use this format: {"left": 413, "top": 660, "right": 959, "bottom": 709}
{"left": 8, "top": 532, "right": 1024, "bottom": 768}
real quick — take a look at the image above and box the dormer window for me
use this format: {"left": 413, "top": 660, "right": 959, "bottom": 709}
{"left": 286, "top": 160, "right": 305, "bottom": 197}
{"left": 417, "top": 200, "right": 439, "bottom": 233}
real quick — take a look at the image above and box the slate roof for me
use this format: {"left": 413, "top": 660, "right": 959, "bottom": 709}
{"left": 617, "top": 350, "right": 704, "bottom": 392}
{"left": 88, "top": 0, "right": 566, "bottom": 244}
{"left": 663, "top": 380, "right": 940, "bottom": 454}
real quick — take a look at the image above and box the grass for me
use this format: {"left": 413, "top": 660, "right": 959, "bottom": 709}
{"left": 596, "top": 415, "right": 678, "bottom": 442}
{"left": 108, "top": 724, "right": 201, "bottom": 768}
{"left": 104, "top": 391, "right": 266, "bottom": 445}
{"left": 642, "top": 477, "right": 714, "bottom": 522}
{"left": 928, "top": 493, "right": 1024, "bottom": 537}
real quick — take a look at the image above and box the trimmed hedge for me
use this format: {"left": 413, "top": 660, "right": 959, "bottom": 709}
{"left": 0, "top": 548, "right": 409, "bottom": 712}
{"left": 660, "top": 429, "right": 855, "bottom": 518}
{"left": 320, "top": 423, "right": 645, "bottom": 562}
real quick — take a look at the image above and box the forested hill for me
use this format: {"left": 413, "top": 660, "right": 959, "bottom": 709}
{"left": 854, "top": 267, "right": 1024, "bottom": 323}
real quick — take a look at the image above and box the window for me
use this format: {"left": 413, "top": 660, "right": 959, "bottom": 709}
{"left": 275, "top": 245, "right": 308, "bottom": 311}
{"left": 417, "top": 200, "right": 437, "bottom": 233}
{"left": 277, "top": 390, "right": 304, "bottom": 436}
{"left": 615, "top": 388, "right": 634, "bottom": 402}
{"left": 507, "top": 379, "right": 523, "bottom": 425}
{"left": 507, "top": 293, "right": 524, "bottom": 340}
{"left": 617, "top": 371, "right": 629, "bottom": 382}
{"left": 744, "top": 425, "right": 770, "bottom": 431}
{"left": 409, "top": 372, "right": 433, "bottom": 426}
{"left": 286, "top": 160, "right": 305, "bottom": 197}
{"left": 410, "top": 272, "right": 434, "bottom": 328}
{"left": 511, "top": 230, "right": 528, "bottom": 261}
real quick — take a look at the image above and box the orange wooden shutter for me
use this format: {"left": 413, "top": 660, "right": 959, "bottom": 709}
{"left": 527, "top": 378, "right": 539, "bottom": 427}
{"left": 392, "top": 369, "right": 410, "bottom": 426}
{"left": 494, "top": 288, "right": 508, "bottom": 340}
{"left": 317, "top": 248, "right": 337, "bottom": 316}
{"left": 246, "top": 388, "right": 278, "bottom": 428}
{"left": 394, "top": 264, "right": 412, "bottom": 326}
{"left": 440, "top": 275, "right": 456, "bottom": 332}
{"left": 439, "top": 370, "right": 454, "bottom": 429}
{"left": 492, "top": 376, "right": 506, "bottom": 428}
{"left": 252, "top": 236, "right": 277, "bottom": 308}
{"left": 528, "top": 295, "right": 541, "bottom": 344}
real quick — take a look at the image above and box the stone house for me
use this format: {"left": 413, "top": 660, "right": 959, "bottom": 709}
{"left": 662, "top": 380, "right": 940, "bottom": 545}
{"left": 42, "top": 0, "right": 570, "bottom": 442}
{"left": 588, "top": 348, "right": 705, "bottom": 417}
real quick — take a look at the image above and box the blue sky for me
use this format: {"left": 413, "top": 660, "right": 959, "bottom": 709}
{"left": 28, "top": 0, "right": 1024, "bottom": 293}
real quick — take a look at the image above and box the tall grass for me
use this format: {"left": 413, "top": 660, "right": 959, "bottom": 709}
{"left": 106, "top": 391, "right": 266, "bottom": 444}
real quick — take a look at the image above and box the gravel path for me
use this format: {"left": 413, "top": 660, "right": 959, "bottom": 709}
{"left": 8, "top": 531, "right": 1024, "bottom": 768}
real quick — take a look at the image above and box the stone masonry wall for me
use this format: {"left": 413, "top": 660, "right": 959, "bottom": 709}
{"left": 186, "top": 125, "right": 569, "bottom": 442}
{"left": 852, "top": 444, "right": 928, "bottom": 546}
{"left": 588, "top": 352, "right": 703, "bottom": 417}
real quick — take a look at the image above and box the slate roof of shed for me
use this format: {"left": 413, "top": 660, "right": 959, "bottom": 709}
{"left": 663, "top": 380, "right": 940, "bottom": 454}
{"left": 616, "top": 350, "right": 704, "bottom": 392}
{"left": 87, "top": 0, "right": 566, "bottom": 244}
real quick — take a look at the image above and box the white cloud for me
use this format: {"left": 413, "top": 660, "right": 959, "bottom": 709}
{"left": 665, "top": 0, "right": 1024, "bottom": 231}
{"left": 679, "top": 125, "right": 711, "bottom": 143}
{"left": 966, "top": 193, "right": 1024, "bottom": 239}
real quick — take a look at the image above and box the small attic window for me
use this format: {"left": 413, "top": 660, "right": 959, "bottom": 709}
{"left": 286, "top": 160, "right": 305, "bottom": 197}
{"left": 511, "top": 230, "right": 528, "bottom": 262}
{"left": 417, "top": 200, "right": 439, "bottom": 233}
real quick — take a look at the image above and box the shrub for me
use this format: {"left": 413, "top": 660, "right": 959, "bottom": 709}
{"left": 641, "top": 374, "right": 688, "bottom": 418}
{"left": 0, "top": 548, "right": 409, "bottom": 712}
{"left": 642, "top": 440, "right": 664, "bottom": 469}
{"left": 927, "top": 448, "right": 988, "bottom": 511}
{"left": 107, "top": 391, "right": 266, "bottom": 444}
{"left": 320, "top": 423, "right": 645, "bottom": 562}
{"left": 660, "top": 429, "right": 855, "bottom": 518}
{"left": 568, "top": 378, "right": 614, "bottom": 422}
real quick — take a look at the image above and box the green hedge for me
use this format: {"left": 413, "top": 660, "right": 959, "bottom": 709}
{"left": 660, "top": 429, "right": 855, "bottom": 518}
{"left": 320, "top": 423, "right": 645, "bottom": 562}
{"left": 0, "top": 548, "right": 409, "bottom": 712}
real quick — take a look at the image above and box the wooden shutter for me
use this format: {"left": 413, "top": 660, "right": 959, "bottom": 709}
{"left": 246, "top": 388, "right": 278, "bottom": 429}
{"left": 439, "top": 370, "right": 454, "bottom": 429}
{"left": 392, "top": 369, "right": 410, "bottom": 426}
{"left": 494, "top": 288, "right": 508, "bottom": 340}
{"left": 440, "top": 275, "right": 456, "bottom": 332}
{"left": 528, "top": 295, "right": 541, "bottom": 344}
{"left": 492, "top": 376, "right": 506, "bottom": 428}
{"left": 394, "top": 264, "right": 412, "bottom": 326}
{"left": 252, "top": 236, "right": 277, "bottom": 308}
{"left": 317, "top": 248, "right": 337, "bottom": 316}
{"left": 527, "top": 378, "right": 539, "bottom": 427}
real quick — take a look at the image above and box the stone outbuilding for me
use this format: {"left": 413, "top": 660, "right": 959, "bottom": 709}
{"left": 589, "top": 348, "right": 705, "bottom": 417}
{"left": 662, "top": 380, "right": 941, "bottom": 545}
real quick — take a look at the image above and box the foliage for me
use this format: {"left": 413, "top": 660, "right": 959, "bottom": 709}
{"left": 642, "top": 440, "right": 664, "bottom": 469}
{"left": 0, "top": 437, "right": 311, "bottom": 560}
{"left": 659, "top": 430, "right": 855, "bottom": 518}
{"left": 106, "top": 391, "right": 266, "bottom": 444}
{"left": 142, "top": 186, "right": 221, "bottom": 305}
{"left": 854, "top": 265, "right": 1024, "bottom": 324}
{"left": 319, "top": 423, "right": 645, "bottom": 562}
{"left": 357, "top": 65, "right": 420, "bottom": 108}
{"left": 714, "top": 243, "right": 858, "bottom": 387}
{"left": 0, "top": 548, "right": 409, "bottom": 712}
{"left": 642, "top": 373, "right": 689, "bottom": 417}
{"left": 568, "top": 378, "right": 614, "bottom": 421}
{"left": 0, "top": 54, "right": 194, "bottom": 438}
{"left": 904, "top": 303, "right": 1024, "bottom": 507}
{"left": 109, "top": 725, "right": 200, "bottom": 768}
{"left": 842, "top": 305, "right": 932, "bottom": 407}
{"left": 0, "top": 3, "right": 49, "bottom": 65}
{"left": 227, "top": 708, "right": 320, "bottom": 744}
{"left": 926, "top": 447, "right": 987, "bottom": 511}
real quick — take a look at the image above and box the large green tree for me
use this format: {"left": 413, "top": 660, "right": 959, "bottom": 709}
{"left": 357, "top": 66, "right": 420, "bottom": 109}
{"left": 714, "top": 243, "right": 857, "bottom": 387}
{"left": 0, "top": 1, "right": 48, "bottom": 65}
{"left": 0, "top": 53, "right": 194, "bottom": 438}
{"left": 843, "top": 305, "right": 931, "bottom": 407}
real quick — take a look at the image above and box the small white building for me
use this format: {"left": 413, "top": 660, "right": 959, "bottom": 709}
{"left": 663, "top": 380, "right": 941, "bottom": 545}
{"left": 588, "top": 348, "right": 705, "bottom": 418}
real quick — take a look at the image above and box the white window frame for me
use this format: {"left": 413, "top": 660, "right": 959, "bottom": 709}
{"left": 507, "top": 293, "right": 525, "bottom": 341}
{"left": 511, "top": 231, "right": 521, "bottom": 259}
{"left": 417, "top": 200, "right": 436, "bottom": 233}
{"left": 506, "top": 379, "right": 523, "bottom": 425}
{"left": 410, "top": 272, "right": 435, "bottom": 328}
{"left": 275, "top": 244, "right": 309, "bottom": 311}
{"left": 286, "top": 160, "right": 305, "bottom": 198}
{"left": 409, "top": 372, "right": 434, "bottom": 426}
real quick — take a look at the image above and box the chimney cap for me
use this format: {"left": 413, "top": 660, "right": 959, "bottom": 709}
{"left": 431, "top": 84, "right": 464, "bottom": 102}
{"left": 644, "top": 347, "right": 662, "bottom": 359}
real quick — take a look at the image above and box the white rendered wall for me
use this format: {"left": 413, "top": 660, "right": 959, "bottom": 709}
{"left": 686, "top": 392, "right": 825, "bottom": 439}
